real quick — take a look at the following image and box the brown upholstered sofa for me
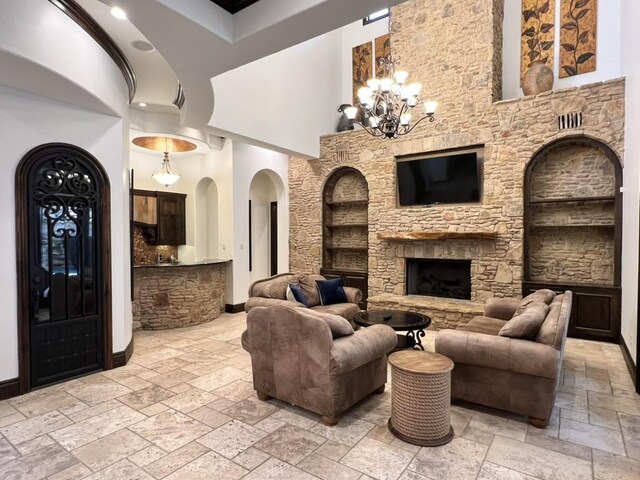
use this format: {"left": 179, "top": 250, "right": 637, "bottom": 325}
{"left": 244, "top": 273, "right": 362, "bottom": 323}
{"left": 435, "top": 290, "right": 573, "bottom": 428}
{"left": 241, "top": 305, "right": 397, "bottom": 425}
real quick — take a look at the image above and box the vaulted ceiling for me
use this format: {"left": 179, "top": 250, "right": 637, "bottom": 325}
{"left": 210, "top": 0, "right": 261, "bottom": 14}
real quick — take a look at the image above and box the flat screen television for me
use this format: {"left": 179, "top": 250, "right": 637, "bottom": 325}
{"left": 397, "top": 151, "right": 481, "bottom": 206}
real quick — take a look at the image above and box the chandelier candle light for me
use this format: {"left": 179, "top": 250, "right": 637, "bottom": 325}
{"left": 343, "top": 14, "right": 438, "bottom": 138}
{"left": 132, "top": 136, "right": 197, "bottom": 187}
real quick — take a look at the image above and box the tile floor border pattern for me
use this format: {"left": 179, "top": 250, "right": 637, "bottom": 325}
{"left": 0, "top": 313, "right": 638, "bottom": 480}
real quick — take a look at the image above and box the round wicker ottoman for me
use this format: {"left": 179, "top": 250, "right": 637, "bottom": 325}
{"left": 388, "top": 350, "right": 454, "bottom": 446}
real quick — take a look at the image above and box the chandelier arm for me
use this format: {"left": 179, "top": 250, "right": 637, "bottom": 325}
{"left": 400, "top": 114, "right": 434, "bottom": 136}
{"left": 350, "top": 121, "right": 384, "bottom": 138}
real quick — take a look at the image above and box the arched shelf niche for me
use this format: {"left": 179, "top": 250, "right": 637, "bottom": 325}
{"left": 523, "top": 136, "right": 622, "bottom": 342}
{"left": 321, "top": 167, "right": 369, "bottom": 307}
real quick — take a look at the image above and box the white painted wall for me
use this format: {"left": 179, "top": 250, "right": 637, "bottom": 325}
{"left": 195, "top": 178, "right": 220, "bottom": 260}
{"left": 503, "top": 0, "right": 622, "bottom": 100}
{"left": 0, "top": 86, "right": 130, "bottom": 382}
{"left": 249, "top": 173, "right": 278, "bottom": 284}
{"left": 211, "top": 29, "right": 343, "bottom": 158}
{"left": 621, "top": 1, "right": 640, "bottom": 364}
{"left": 231, "top": 143, "right": 289, "bottom": 304}
{"left": 130, "top": 140, "right": 234, "bottom": 263}
{"left": 0, "top": 0, "right": 128, "bottom": 116}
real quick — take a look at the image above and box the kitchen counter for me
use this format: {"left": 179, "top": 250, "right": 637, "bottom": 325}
{"left": 134, "top": 258, "right": 231, "bottom": 268}
{"left": 133, "top": 260, "right": 230, "bottom": 330}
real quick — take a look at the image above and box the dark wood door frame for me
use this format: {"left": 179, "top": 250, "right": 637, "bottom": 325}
{"left": 270, "top": 202, "right": 278, "bottom": 276}
{"left": 15, "top": 143, "right": 113, "bottom": 394}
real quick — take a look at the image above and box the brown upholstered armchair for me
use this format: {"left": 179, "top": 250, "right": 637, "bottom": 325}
{"left": 241, "top": 305, "right": 397, "bottom": 425}
{"left": 436, "top": 291, "right": 573, "bottom": 428}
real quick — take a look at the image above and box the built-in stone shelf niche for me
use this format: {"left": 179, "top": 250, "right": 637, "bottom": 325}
{"left": 377, "top": 231, "right": 497, "bottom": 241}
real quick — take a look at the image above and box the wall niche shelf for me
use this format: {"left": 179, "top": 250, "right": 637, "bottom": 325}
{"left": 322, "top": 167, "right": 369, "bottom": 307}
{"left": 325, "top": 200, "right": 369, "bottom": 206}
{"left": 377, "top": 231, "right": 496, "bottom": 241}
{"left": 528, "top": 196, "right": 615, "bottom": 205}
{"left": 524, "top": 137, "right": 622, "bottom": 343}
{"left": 325, "top": 223, "right": 368, "bottom": 228}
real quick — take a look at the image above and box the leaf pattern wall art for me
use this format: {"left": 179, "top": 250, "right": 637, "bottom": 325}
{"left": 560, "top": 0, "right": 597, "bottom": 77}
{"left": 374, "top": 34, "right": 391, "bottom": 79}
{"left": 521, "top": 0, "right": 555, "bottom": 85}
{"left": 352, "top": 42, "right": 372, "bottom": 107}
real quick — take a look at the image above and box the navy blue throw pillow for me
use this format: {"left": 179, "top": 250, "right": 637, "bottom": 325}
{"left": 288, "top": 283, "right": 309, "bottom": 307}
{"left": 316, "top": 278, "right": 348, "bottom": 305}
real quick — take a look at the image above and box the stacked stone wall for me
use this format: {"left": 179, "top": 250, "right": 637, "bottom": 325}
{"left": 289, "top": 0, "right": 625, "bottom": 326}
{"left": 133, "top": 264, "right": 226, "bottom": 330}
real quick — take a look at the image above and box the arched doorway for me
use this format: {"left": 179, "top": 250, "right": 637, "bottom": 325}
{"left": 16, "top": 143, "right": 112, "bottom": 392}
{"left": 524, "top": 136, "right": 622, "bottom": 342}
{"left": 249, "top": 171, "right": 280, "bottom": 283}
{"left": 195, "top": 177, "right": 219, "bottom": 260}
{"left": 322, "top": 167, "right": 369, "bottom": 307}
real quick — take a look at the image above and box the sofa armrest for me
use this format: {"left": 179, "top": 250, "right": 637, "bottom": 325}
{"left": 484, "top": 298, "right": 520, "bottom": 320}
{"left": 343, "top": 287, "right": 363, "bottom": 306}
{"left": 435, "top": 329, "right": 560, "bottom": 380}
{"left": 330, "top": 325, "right": 397, "bottom": 375}
{"left": 245, "top": 297, "right": 305, "bottom": 312}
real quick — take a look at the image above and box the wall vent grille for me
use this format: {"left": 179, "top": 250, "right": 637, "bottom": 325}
{"left": 336, "top": 146, "right": 349, "bottom": 162}
{"left": 558, "top": 112, "right": 583, "bottom": 130}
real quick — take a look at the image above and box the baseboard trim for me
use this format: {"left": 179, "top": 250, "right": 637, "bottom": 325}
{"left": 112, "top": 337, "right": 135, "bottom": 368}
{"left": 225, "top": 303, "right": 245, "bottom": 314}
{"left": 0, "top": 378, "right": 20, "bottom": 401}
{"left": 620, "top": 335, "right": 637, "bottom": 389}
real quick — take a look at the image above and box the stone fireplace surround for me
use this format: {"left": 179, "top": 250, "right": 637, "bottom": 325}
{"left": 288, "top": 0, "right": 625, "bottom": 331}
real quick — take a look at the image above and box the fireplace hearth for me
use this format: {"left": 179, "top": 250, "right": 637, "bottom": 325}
{"left": 406, "top": 259, "right": 471, "bottom": 300}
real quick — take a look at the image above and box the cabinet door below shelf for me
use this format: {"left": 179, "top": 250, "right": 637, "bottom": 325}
{"left": 321, "top": 269, "right": 368, "bottom": 309}
{"left": 523, "top": 282, "right": 620, "bottom": 343}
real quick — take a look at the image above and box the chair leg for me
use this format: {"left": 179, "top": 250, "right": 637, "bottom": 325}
{"left": 528, "top": 417, "right": 548, "bottom": 429}
{"left": 321, "top": 415, "right": 339, "bottom": 426}
{"left": 256, "top": 391, "right": 270, "bottom": 401}
{"left": 373, "top": 384, "right": 385, "bottom": 394}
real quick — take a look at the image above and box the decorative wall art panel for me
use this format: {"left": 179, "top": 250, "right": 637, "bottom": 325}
{"left": 352, "top": 41, "right": 373, "bottom": 106}
{"left": 520, "top": 0, "right": 555, "bottom": 85}
{"left": 560, "top": 0, "right": 597, "bottom": 77}
{"left": 375, "top": 34, "right": 391, "bottom": 79}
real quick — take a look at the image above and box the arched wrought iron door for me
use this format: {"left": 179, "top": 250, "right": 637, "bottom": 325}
{"left": 17, "top": 144, "right": 111, "bottom": 389}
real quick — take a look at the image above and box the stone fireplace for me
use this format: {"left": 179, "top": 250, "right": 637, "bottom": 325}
{"left": 406, "top": 259, "right": 471, "bottom": 300}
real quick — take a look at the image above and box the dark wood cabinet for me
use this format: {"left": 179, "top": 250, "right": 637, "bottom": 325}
{"left": 321, "top": 268, "right": 368, "bottom": 309}
{"left": 133, "top": 190, "right": 186, "bottom": 246}
{"left": 157, "top": 192, "right": 186, "bottom": 246}
{"left": 523, "top": 282, "right": 621, "bottom": 342}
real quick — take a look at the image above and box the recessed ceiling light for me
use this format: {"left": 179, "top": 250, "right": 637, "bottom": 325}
{"left": 138, "top": 102, "right": 148, "bottom": 107}
{"left": 110, "top": 7, "right": 127, "bottom": 20}
{"left": 131, "top": 40, "right": 155, "bottom": 52}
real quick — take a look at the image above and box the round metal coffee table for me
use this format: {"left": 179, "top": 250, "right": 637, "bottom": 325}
{"left": 354, "top": 310, "right": 431, "bottom": 350}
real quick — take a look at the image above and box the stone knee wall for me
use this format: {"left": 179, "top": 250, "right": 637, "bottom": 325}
{"left": 133, "top": 264, "right": 226, "bottom": 330}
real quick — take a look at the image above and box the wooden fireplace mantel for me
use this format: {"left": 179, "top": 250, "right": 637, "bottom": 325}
{"left": 377, "top": 231, "right": 497, "bottom": 241}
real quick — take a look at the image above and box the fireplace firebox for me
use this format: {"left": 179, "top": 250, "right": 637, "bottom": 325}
{"left": 406, "top": 259, "right": 471, "bottom": 300}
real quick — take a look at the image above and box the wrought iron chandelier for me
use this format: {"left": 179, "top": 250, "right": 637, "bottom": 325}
{"left": 343, "top": 14, "right": 438, "bottom": 139}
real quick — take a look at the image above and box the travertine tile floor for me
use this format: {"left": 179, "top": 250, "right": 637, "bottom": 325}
{"left": 1, "top": 312, "right": 639, "bottom": 479}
